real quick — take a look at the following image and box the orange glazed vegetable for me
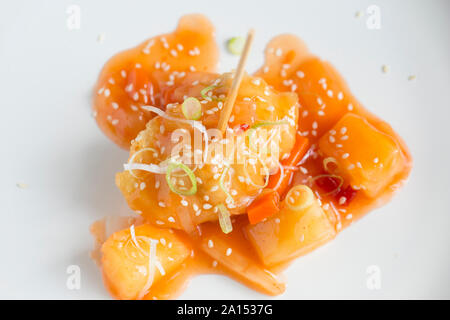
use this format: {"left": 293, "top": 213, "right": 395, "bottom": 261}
{"left": 247, "top": 190, "right": 280, "bottom": 224}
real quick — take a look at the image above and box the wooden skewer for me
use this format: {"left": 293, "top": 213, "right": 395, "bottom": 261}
{"left": 218, "top": 29, "right": 255, "bottom": 133}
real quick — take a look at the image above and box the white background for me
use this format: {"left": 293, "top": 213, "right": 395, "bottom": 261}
{"left": 0, "top": 0, "right": 449, "bottom": 299}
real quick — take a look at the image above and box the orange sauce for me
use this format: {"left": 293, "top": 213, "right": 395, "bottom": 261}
{"left": 255, "top": 34, "right": 412, "bottom": 230}
{"left": 92, "top": 14, "right": 219, "bottom": 149}
{"left": 91, "top": 31, "right": 412, "bottom": 299}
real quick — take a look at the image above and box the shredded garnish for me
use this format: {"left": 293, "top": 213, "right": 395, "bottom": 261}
{"left": 129, "top": 224, "right": 145, "bottom": 254}
{"left": 166, "top": 161, "right": 197, "bottom": 196}
{"left": 141, "top": 105, "right": 209, "bottom": 163}
{"left": 200, "top": 85, "right": 223, "bottom": 101}
{"left": 219, "top": 166, "right": 234, "bottom": 203}
{"left": 137, "top": 239, "right": 158, "bottom": 300}
{"left": 243, "top": 153, "right": 270, "bottom": 189}
{"left": 125, "top": 148, "right": 164, "bottom": 178}
{"left": 181, "top": 97, "right": 202, "bottom": 120}
{"left": 272, "top": 161, "right": 285, "bottom": 191}
{"left": 217, "top": 204, "right": 233, "bottom": 234}
{"left": 227, "top": 36, "right": 245, "bottom": 55}
{"left": 285, "top": 185, "right": 315, "bottom": 211}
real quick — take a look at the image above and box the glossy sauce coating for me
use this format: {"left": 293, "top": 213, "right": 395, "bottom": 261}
{"left": 116, "top": 73, "right": 299, "bottom": 229}
{"left": 93, "top": 14, "right": 219, "bottom": 149}
{"left": 92, "top": 33, "right": 412, "bottom": 300}
{"left": 256, "top": 34, "right": 412, "bottom": 230}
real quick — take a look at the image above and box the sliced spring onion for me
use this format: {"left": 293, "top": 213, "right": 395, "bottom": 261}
{"left": 181, "top": 97, "right": 202, "bottom": 120}
{"left": 285, "top": 185, "right": 315, "bottom": 211}
{"left": 250, "top": 121, "right": 290, "bottom": 130}
{"left": 219, "top": 166, "right": 234, "bottom": 203}
{"left": 323, "top": 157, "right": 338, "bottom": 172}
{"left": 310, "top": 174, "right": 344, "bottom": 196}
{"left": 200, "top": 85, "right": 223, "bottom": 101}
{"left": 165, "top": 161, "right": 197, "bottom": 196}
{"left": 217, "top": 204, "right": 233, "bottom": 234}
{"left": 227, "top": 36, "right": 245, "bottom": 55}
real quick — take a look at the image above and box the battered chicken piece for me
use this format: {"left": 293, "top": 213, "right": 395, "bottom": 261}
{"left": 116, "top": 73, "right": 299, "bottom": 230}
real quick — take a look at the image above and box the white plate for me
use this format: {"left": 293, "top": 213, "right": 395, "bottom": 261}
{"left": 1, "top": 0, "right": 449, "bottom": 299}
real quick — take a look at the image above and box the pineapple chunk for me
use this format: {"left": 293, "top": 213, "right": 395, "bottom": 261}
{"left": 245, "top": 186, "right": 336, "bottom": 266}
{"left": 318, "top": 113, "right": 405, "bottom": 197}
{"left": 101, "top": 224, "right": 190, "bottom": 300}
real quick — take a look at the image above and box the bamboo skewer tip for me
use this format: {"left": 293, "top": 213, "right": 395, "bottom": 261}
{"left": 218, "top": 29, "right": 255, "bottom": 133}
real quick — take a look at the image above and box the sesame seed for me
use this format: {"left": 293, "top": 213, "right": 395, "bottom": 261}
{"left": 275, "top": 218, "right": 280, "bottom": 224}
{"left": 340, "top": 127, "right": 347, "bottom": 134}
{"left": 373, "top": 157, "right": 379, "bottom": 163}
{"left": 337, "top": 92, "right": 344, "bottom": 100}
{"left": 212, "top": 260, "right": 218, "bottom": 267}
{"left": 111, "top": 119, "right": 119, "bottom": 125}
{"left": 203, "top": 203, "right": 212, "bottom": 210}
{"left": 168, "top": 216, "right": 175, "bottom": 223}
{"left": 158, "top": 201, "right": 166, "bottom": 208}
{"left": 346, "top": 214, "right": 353, "bottom": 220}
{"left": 181, "top": 199, "right": 188, "bottom": 206}
{"left": 339, "top": 196, "right": 347, "bottom": 205}
{"left": 226, "top": 248, "right": 232, "bottom": 256}
{"left": 342, "top": 153, "right": 349, "bottom": 159}
{"left": 329, "top": 135, "right": 336, "bottom": 143}
{"left": 275, "top": 48, "right": 282, "bottom": 56}
{"left": 139, "top": 182, "right": 146, "bottom": 190}
{"left": 299, "top": 234, "right": 305, "bottom": 242}
{"left": 208, "top": 240, "right": 214, "bottom": 248}
{"left": 296, "top": 70, "right": 304, "bottom": 78}
{"left": 104, "top": 89, "right": 110, "bottom": 97}
{"left": 317, "top": 97, "right": 323, "bottom": 105}
{"left": 348, "top": 103, "right": 354, "bottom": 111}
{"left": 111, "top": 102, "right": 119, "bottom": 110}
